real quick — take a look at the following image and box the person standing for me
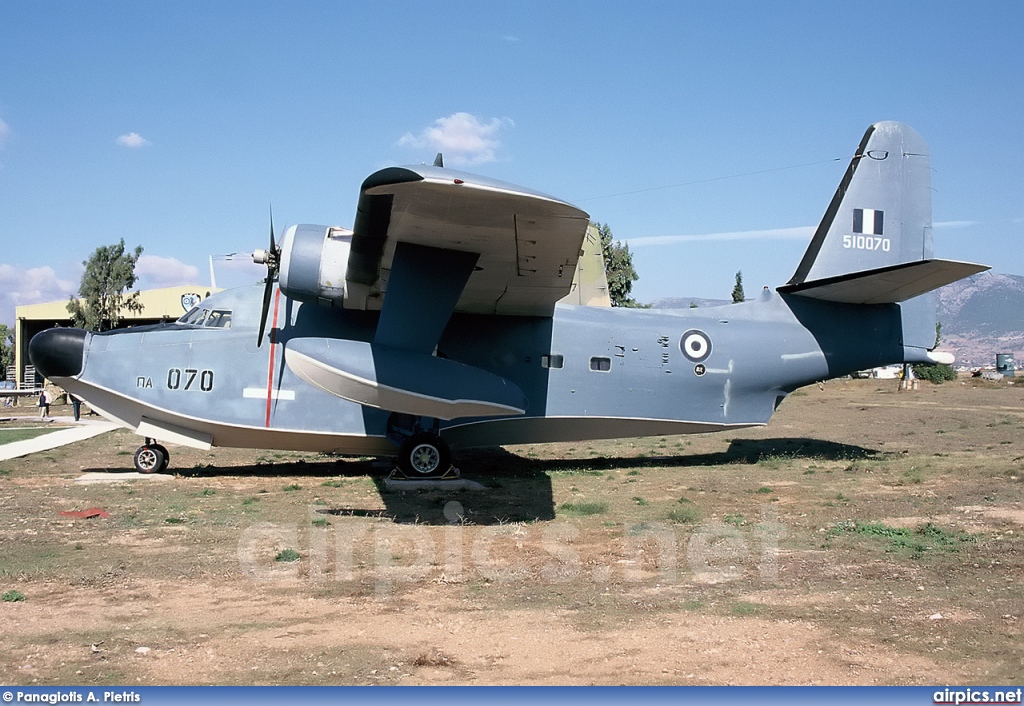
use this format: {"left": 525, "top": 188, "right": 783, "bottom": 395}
{"left": 70, "top": 393, "right": 82, "bottom": 421}
{"left": 38, "top": 389, "right": 50, "bottom": 419}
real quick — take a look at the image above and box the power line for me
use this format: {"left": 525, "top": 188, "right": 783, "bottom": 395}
{"left": 577, "top": 157, "right": 844, "bottom": 203}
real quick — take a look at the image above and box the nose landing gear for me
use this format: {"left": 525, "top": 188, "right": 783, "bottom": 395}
{"left": 133, "top": 438, "right": 170, "bottom": 474}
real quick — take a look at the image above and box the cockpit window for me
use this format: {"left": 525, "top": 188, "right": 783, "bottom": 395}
{"left": 205, "top": 310, "right": 231, "bottom": 328}
{"left": 177, "top": 307, "right": 231, "bottom": 328}
{"left": 177, "top": 307, "right": 203, "bottom": 324}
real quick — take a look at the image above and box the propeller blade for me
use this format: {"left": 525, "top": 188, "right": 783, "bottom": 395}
{"left": 257, "top": 206, "right": 281, "bottom": 347}
{"left": 269, "top": 205, "right": 276, "bottom": 253}
{"left": 256, "top": 275, "right": 274, "bottom": 347}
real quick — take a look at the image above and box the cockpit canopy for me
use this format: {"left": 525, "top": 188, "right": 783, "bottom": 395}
{"left": 177, "top": 307, "right": 232, "bottom": 328}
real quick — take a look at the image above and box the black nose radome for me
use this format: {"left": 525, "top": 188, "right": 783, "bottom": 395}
{"left": 30, "top": 328, "right": 87, "bottom": 379}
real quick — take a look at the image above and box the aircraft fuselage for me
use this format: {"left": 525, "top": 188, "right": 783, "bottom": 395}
{"left": 45, "top": 282, "right": 915, "bottom": 457}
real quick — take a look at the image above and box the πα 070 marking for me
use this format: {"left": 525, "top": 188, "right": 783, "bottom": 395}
{"left": 166, "top": 368, "right": 214, "bottom": 391}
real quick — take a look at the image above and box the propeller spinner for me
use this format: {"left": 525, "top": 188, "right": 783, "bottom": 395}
{"left": 253, "top": 213, "right": 281, "bottom": 347}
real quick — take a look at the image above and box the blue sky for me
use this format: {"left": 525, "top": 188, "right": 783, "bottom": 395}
{"left": 1, "top": 2, "right": 1022, "bottom": 325}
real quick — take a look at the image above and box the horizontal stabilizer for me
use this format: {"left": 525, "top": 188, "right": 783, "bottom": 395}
{"left": 285, "top": 338, "right": 527, "bottom": 420}
{"left": 777, "top": 259, "right": 989, "bottom": 304}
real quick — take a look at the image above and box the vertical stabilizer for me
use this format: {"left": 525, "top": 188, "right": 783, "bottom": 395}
{"left": 789, "top": 121, "right": 932, "bottom": 286}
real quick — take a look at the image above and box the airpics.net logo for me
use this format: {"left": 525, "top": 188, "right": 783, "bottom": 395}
{"left": 235, "top": 503, "right": 786, "bottom": 598}
{"left": 933, "top": 688, "right": 1023, "bottom": 704}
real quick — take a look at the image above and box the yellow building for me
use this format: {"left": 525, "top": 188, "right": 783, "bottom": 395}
{"left": 13, "top": 285, "right": 214, "bottom": 388}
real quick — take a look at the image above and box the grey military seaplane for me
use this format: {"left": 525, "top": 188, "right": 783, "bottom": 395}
{"left": 30, "top": 122, "right": 987, "bottom": 476}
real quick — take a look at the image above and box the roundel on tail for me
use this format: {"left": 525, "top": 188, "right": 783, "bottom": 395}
{"left": 680, "top": 329, "right": 712, "bottom": 362}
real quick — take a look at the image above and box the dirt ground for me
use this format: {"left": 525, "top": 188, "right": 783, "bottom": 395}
{"left": 1, "top": 378, "right": 1022, "bottom": 685}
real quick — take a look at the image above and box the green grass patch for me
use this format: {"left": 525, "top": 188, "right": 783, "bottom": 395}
{"left": 549, "top": 467, "right": 605, "bottom": 476}
{"left": 826, "top": 520, "right": 976, "bottom": 558}
{"left": 632, "top": 496, "right": 649, "bottom": 506}
{"left": 2, "top": 589, "right": 26, "bottom": 602}
{"left": 724, "top": 513, "right": 746, "bottom": 527}
{"left": 0, "top": 428, "right": 59, "bottom": 445}
{"left": 756, "top": 486, "right": 773, "bottom": 494}
{"left": 667, "top": 504, "right": 702, "bottom": 524}
{"left": 311, "top": 517, "right": 330, "bottom": 528}
{"left": 274, "top": 549, "right": 300, "bottom": 563}
{"left": 731, "top": 601, "right": 765, "bottom": 616}
{"left": 282, "top": 484, "right": 302, "bottom": 492}
{"left": 558, "top": 501, "right": 608, "bottom": 516}
{"left": 200, "top": 488, "right": 216, "bottom": 496}
{"left": 321, "top": 479, "right": 346, "bottom": 488}
{"left": 164, "top": 517, "right": 185, "bottom": 525}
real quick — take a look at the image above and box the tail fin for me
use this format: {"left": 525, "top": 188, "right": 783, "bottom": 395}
{"left": 781, "top": 121, "right": 986, "bottom": 303}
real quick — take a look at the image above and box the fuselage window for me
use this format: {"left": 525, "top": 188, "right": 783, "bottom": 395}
{"left": 589, "top": 356, "right": 612, "bottom": 372}
{"left": 541, "top": 354, "right": 564, "bottom": 369}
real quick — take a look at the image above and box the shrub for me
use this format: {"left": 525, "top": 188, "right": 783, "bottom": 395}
{"left": 912, "top": 363, "right": 958, "bottom": 384}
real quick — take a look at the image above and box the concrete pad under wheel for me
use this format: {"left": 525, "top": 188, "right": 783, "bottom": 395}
{"left": 75, "top": 472, "right": 174, "bottom": 484}
{"left": 382, "top": 477, "right": 488, "bottom": 491}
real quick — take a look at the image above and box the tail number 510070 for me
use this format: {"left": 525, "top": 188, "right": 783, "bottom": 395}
{"left": 843, "top": 234, "right": 890, "bottom": 251}
{"left": 167, "top": 368, "right": 214, "bottom": 392}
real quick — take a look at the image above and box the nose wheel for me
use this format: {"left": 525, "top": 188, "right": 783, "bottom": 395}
{"left": 397, "top": 432, "right": 452, "bottom": 478}
{"left": 133, "top": 441, "right": 170, "bottom": 474}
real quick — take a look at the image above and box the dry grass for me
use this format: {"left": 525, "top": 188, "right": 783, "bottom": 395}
{"left": 0, "top": 381, "right": 1022, "bottom": 685}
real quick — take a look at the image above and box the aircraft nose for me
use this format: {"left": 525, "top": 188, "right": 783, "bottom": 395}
{"left": 29, "top": 328, "right": 87, "bottom": 379}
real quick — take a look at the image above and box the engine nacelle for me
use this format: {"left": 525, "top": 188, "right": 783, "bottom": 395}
{"left": 278, "top": 224, "right": 353, "bottom": 307}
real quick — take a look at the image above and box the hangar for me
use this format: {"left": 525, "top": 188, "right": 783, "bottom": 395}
{"left": 10, "top": 285, "right": 214, "bottom": 389}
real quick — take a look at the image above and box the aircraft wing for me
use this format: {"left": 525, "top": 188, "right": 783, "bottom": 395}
{"left": 344, "top": 165, "right": 590, "bottom": 316}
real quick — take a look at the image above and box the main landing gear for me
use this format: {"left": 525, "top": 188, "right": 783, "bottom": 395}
{"left": 388, "top": 414, "right": 455, "bottom": 479}
{"left": 133, "top": 438, "right": 169, "bottom": 474}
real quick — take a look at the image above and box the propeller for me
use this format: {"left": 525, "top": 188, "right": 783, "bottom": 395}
{"left": 253, "top": 210, "right": 281, "bottom": 347}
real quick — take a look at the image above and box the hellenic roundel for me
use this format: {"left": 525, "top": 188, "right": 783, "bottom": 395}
{"left": 679, "top": 329, "right": 712, "bottom": 362}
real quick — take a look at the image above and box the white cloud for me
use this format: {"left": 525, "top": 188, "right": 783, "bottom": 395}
{"left": 116, "top": 132, "right": 150, "bottom": 148}
{"left": 397, "top": 112, "right": 512, "bottom": 166}
{"left": 0, "top": 117, "right": 10, "bottom": 148}
{"left": 0, "top": 264, "right": 78, "bottom": 326}
{"left": 625, "top": 226, "right": 815, "bottom": 248}
{"left": 134, "top": 255, "right": 199, "bottom": 289}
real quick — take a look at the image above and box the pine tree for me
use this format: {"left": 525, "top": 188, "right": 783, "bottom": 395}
{"left": 731, "top": 271, "right": 745, "bottom": 303}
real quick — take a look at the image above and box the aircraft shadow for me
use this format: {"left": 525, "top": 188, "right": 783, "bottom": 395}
{"left": 358, "top": 447, "right": 556, "bottom": 525}
{"left": 81, "top": 437, "right": 869, "bottom": 525}
{"left": 173, "top": 449, "right": 557, "bottom": 526}
{"left": 511, "top": 437, "right": 879, "bottom": 474}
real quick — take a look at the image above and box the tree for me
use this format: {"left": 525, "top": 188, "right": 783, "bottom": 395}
{"left": 594, "top": 222, "right": 640, "bottom": 307}
{"left": 731, "top": 270, "right": 745, "bottom": 303}
{"left": 0, "top": 324, "right": 13, "bottom": 379}
{"left": 67, "top": 239, "right": 145, "bottom": 331}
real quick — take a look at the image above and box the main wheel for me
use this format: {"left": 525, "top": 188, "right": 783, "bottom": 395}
{"left": 133, "top": 445, "right": 167, "bottom": 474}
{"left": 398, "top": 433, "right": 451, "bottom": 478}
{"left": 152, "top": 444, "right": 170, "bottom": 473}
